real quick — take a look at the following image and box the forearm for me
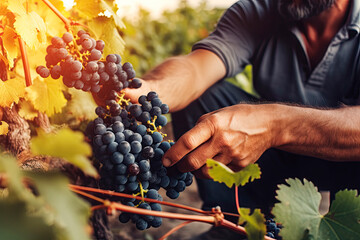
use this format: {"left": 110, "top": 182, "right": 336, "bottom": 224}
{"left": 141, "top": 50, "right": 226, "bottom": 112}
{"left": 272, "top": 104, "right": 360, "bottom": 161}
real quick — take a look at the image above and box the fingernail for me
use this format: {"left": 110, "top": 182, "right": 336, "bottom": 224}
{"left": 163, "top": 158, "right": 171, "bottom": 167}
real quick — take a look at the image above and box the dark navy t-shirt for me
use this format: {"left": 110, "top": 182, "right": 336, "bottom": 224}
{"left": 193, "top": 0, "right": 360, "bottom": 107}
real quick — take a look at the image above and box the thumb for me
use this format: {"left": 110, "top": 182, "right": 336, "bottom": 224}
{"left": 124, "top": 79, "right": 152, "bottom": 103}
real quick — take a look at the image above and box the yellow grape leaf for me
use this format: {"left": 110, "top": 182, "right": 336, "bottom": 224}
{"left": 13, "top": 11, "right": 47, "bottom": 49}
{"left": 0, "top": 0, "right": 8, "bottom": 15}
{"left": 75, "top": 0, "right": 124, "bottom": 28}
{"left": 18, "top": 99, "right": 38, "bottom": 120}
{"left": 2, "top": 26, "right": 18, "bottom": 68}
{"left": 30, "top": 128, "right": 98, "bottom": 177}
{"left": 206, "top": 159, "right": 261, "bottom": 188}
{"left": 7, "top": 0, "right": 26, "bottom": 15}
{"left": 66, "top": 88, "right": 97, "bottom": 120}
{"left": 32, "top": 0, "right": 69, "bottom": 37}
{"left": 0, "top": 121, "right": 9, "bottom": 135}
{"left": 88, "top": 16, "right": 125, "bottom": 56}
{"left": 25, "top": 77, "right": 67, "bottom": 116}
{"left": 0, "top": 76, "right": 26, "bottom": 107}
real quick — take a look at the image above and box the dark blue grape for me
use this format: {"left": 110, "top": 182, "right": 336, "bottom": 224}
{"left": 150, "top": 203, "right": 162, "bottom": 211}
{"left": 123, "top": 129, "right": 134, "bottom": 141}
{"left": 115, "top": 132, "right": 125, "bottom": 143}
{"left": 112, "top": 121, "right": 124, "bottom": 133}
{"left": 138, "top": 95, "right": 147, "bottom": 104}
{"left": 129, "top": 104, "right": 142, "bottom": 118}
{"left": 102, "top": 131, "right": 115, "bottom": 144}
{"left": 135, "top": 218, "right": 148, "bottom": 230}
{"left": 150, "top": 106, "right": 162, "bottom": 117}
{"left": 123, "top": 153, "right": 135, "bottom": 165}
{"left": 150, "top": 217, "right": 162, "bottom": 228}
{"left": 156, "top": 115, "right": 168, "bottom": 126}
{"left": 107, "top": 142, "right": 118, "bottom": 154}
{"left": 175, "top": 180, "right": 186, "bottom": 192}
{"left": 160, "top": 176, "right": 170, "bottom": 188}
{"left": 111, "top": 152, "right": 124, "bottom": 164}
{"left": 139, "top": 160, "right": 151, "bottom": 172}
{"left": 169, "top": 178, "right": 178, "bottom": 188}
{"left": 136, "top": 125, "right": 147, "bottom": 136}
{"left": 139, "top": 171, "right": 151, "bottom": 181}
{"left": 141, "top": 101, "right": 152, "bottom": 112}
{"left": 153, "top": 148, "right": 164, "bottom": 161}
{"left": 119, "top": 213, "right": 130, "bottom": 223}
{"left": 129, "top": 133, "right": 142, "bottom": 143}
{"left": 159, "top": 141, "right": 171, "bottom": 152}
{"left": 147, "top": 91, "right": 158, "bottom": 101}
{"left": 93, "top": 135, "right": 103, "bottom": 147}
{"left": 126, "top": 182, "right": 139, "bottom": 192}
{"left": 138, "top": 112, "right": 151, "bottom": 124}
{"left": 141, "top": 181, "right": 149, "bottom": 189}
{"left": 118, "top": 141, "right": 131, "bottom": 154}
{"left": 151, "top": 98, "right": 162, "bottom": 107}
{"left": 130, "top": 141, "right": 142, "bottom": 154}
{"left": 115, "top": 175, "right": 128, "bottom": 185}
{"left": 114, "top": 164, "right": 127, "bottom": 175}
{"left": 142, "top": 135, "right": 153, "bottom": 146}
{"left": 115, "top": 184, "right": 126, "bottom": 192}
{"left": 166, "top": 189, "right": 179, "bottom": 199}
{"left": 160, "top": 104, "right": 169, "bottom": 114}
{"left": 94, "top": 124, "right": 106, "bottom": 135}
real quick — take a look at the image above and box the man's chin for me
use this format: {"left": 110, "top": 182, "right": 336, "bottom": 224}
{"left": 277, "top": 0, "right": 336, "bottom": 21}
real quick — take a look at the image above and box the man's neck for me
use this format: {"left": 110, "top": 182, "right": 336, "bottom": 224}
{"left": 299, "top": 0, "right": 351, "bottom": 70}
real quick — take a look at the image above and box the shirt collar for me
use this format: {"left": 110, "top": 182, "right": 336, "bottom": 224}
{"left": 346, "top": 0, "right": 360, "bottom": 37}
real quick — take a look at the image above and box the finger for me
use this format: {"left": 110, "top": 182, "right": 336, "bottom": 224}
{"left": 176, "top": 140, "right": 219, "bottom": 172}
{"left": 163, "top": 119, "right": 215, "bottom": 167}
{"left": 124, "top": 79, "right": 150, "bottom": 103}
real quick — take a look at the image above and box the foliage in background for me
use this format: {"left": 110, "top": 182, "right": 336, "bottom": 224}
{"left": 120, "top": 0, "right": 255, "bottom": 95}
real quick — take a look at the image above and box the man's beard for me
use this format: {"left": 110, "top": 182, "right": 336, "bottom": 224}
{"left": 278, "top": 0, "right": 336, "bottom": 21}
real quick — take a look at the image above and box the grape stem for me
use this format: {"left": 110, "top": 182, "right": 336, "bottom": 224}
{"left": 69, "top": 185, "right": 275, "bottom": 240}
{"left": 235, "top": 186, "right": 240, "bottom": 215}
{"left": 18, "top": 37, "right": 32, "bottom": 86}
{"left": 159, "top": 221, "right": 193, "bottom": 240}
{"left": 41, "top": 0, "right": 71, "bottom": 31}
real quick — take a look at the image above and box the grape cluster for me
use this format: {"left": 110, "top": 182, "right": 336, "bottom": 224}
{"left": 265, "top": 218, "right": 282, "bottom": 239}
{"left": 86, "top": 91, "right": 194, "bottom": 230}
{"left": 37, "top": 30, "right": 141, "bottom": 96}
{"left": 119, "top": 189, "right": 163, "bottom": 230}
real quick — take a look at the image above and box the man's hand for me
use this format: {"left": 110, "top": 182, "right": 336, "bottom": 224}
{"left": 162, "top": 104, "right": 279, "bottom": 178}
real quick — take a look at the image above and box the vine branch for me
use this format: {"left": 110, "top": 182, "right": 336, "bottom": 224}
{"left": 18, "top": 38, "right": 32, "bottom": 87}
{"left": 41, "top": 0, "right": 71, "bottom": 31}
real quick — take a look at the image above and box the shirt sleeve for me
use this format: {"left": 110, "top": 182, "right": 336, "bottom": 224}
{"left": 192, "top": 0, "right": 277, "bottom": 78}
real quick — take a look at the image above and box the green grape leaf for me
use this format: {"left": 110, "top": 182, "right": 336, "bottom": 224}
{"left": 25, "top": 171, "right": 91, "bottom": 240}
{"left": 30, "top": 128, "right": 98, "bottom": 177}
{"left": 0, "top": 200, "right": 57, "bottom": 240}
{"left": 317, "top": 190, "right": 360, "bottom": 240}
{"left": 238, "top": 208, "right": 266, "bottom": 240}
{"left": 88, "top": 16, "right": 125, "bottom": 56}
{"left": 273, "top": 178, "right": 360, "bottom": 240}
{"left": 206, "top": 159, "right": 261, "bottom": 188}
{"left": 273, "top": 178, "right": 322, "bottom": 240}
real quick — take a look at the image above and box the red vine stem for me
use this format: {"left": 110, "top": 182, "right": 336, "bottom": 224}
{"left": 235, "top": 186, "right": 240, "bottom": 214}
{"left": 41, "top": 0, "right": 71, "bottom": 31}
{"left": 159, "top": 221, "right": 193, "bottom": 240}
{"left": 18, "top": 37, "right": 32, "bottom": 87}
{"left": 69, "top": 184, "right": 210, "bottom": 215}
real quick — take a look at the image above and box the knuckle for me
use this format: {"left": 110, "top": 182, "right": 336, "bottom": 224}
{"left": 186, "top": 156, "right": 203, "bottom": 170}
{"left": 182, "top": 134, "right": 197, "bottom": 150}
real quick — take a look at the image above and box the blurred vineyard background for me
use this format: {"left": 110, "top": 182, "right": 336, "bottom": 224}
{"left": 119, "top": 0, "right": 254, "bottom": 95}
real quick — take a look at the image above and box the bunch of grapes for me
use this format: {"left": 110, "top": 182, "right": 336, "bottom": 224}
{"left": 86, "top": 91, "right": 194, "bottom": 230}
{"left": 265, "top": 218, "right": 282, "bottom": 239}
{"left": 36, "top": 30, "right": 142, "bottom": 96}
